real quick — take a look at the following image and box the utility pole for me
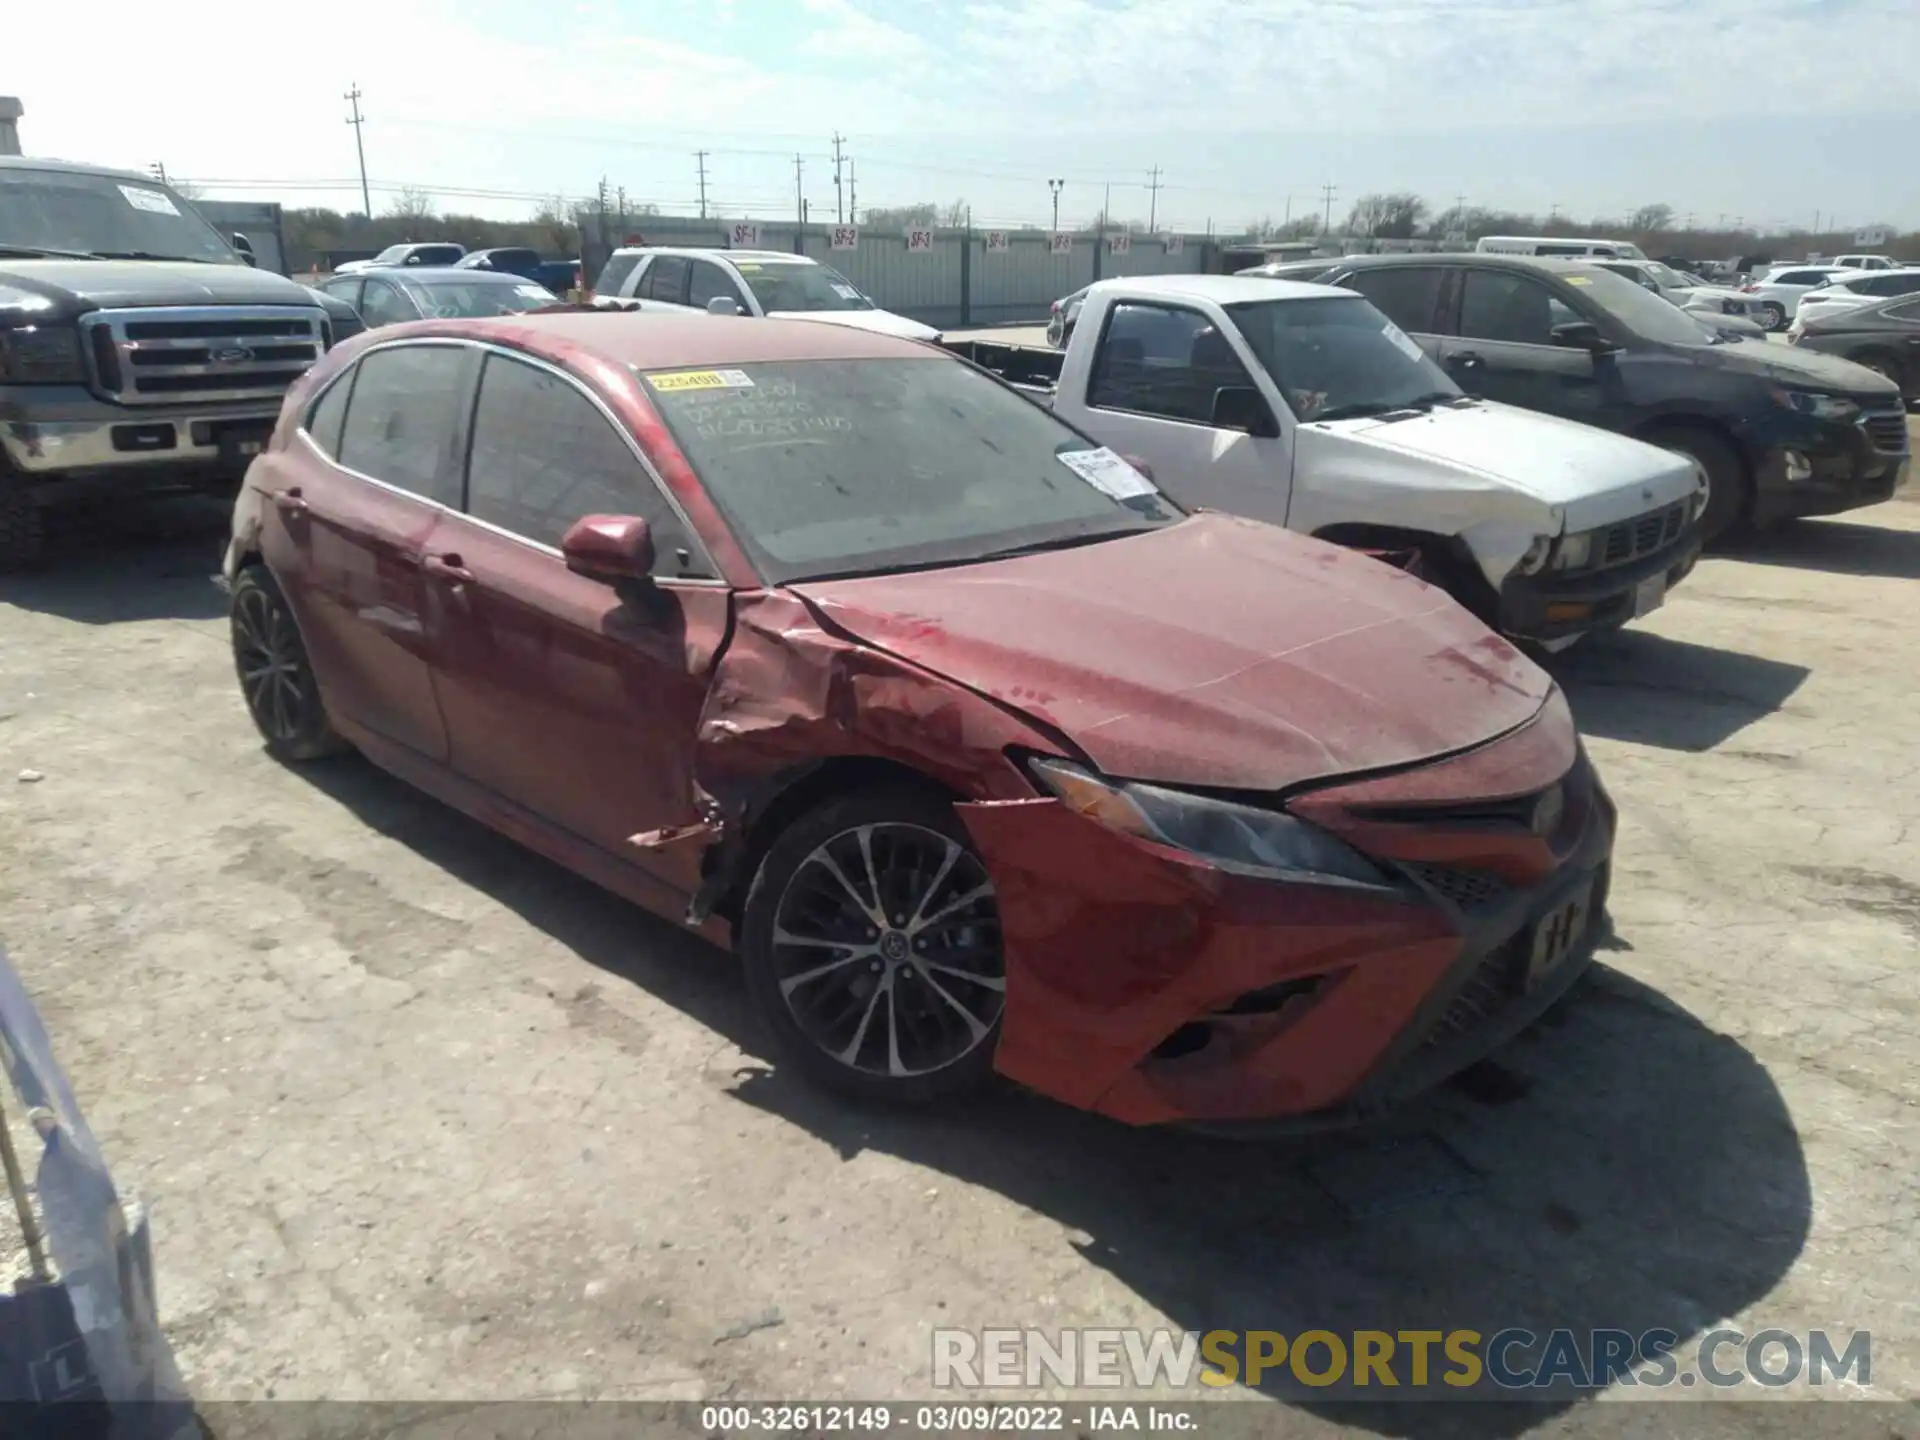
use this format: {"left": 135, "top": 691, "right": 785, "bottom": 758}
{"left": 149, "top": 161, "right": 169, "bottom": 185}
{"left": 832, "top": 132, "right": 846, "bottom": 224}
{"left": 1319, "top": 182, "right": 1336, "bottom": 235}
{"left": 1146, "top": 166, "right": 1162, "bottom": 232}
{"left": 344, "top": 83, "right": 370, "bottom": 219}
{"left": 695, "top": 151, "right": 709, "bottom": 219}
{"left": 793, "top": 154, "right": 805, "bottom": 232}
{"left": 1048, "top": 178, "right": 1065, "bottom": 232}
{"left": 847, "top": 159, "right": 857, "bottom": 224}
{"left": 616, "top": 185, "right": 627, "bottom": 233}
{"left": 1102, "top": 181, "right": 1111, "bottom": 234}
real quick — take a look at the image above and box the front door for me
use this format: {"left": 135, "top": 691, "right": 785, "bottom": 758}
{"left": 425, "top": 349, "right": 727, "bottom": 891}
{"left": 1074, "top": 299, "right": 1294, "bottom": 525}
{"left": 1436, "top": 267, "right": 1607, "bottom": 426}
{"left": 264, "top": 342, "right": 473, "bottom": 761}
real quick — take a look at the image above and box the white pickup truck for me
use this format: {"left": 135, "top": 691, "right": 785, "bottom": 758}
{"left": 947, "top": 275, "right": 1707, "bottom": 649}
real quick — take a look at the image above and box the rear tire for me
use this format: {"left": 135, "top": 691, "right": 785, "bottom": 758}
{"left": 230, "top": 565, "right": 347, "bottom": 763}
{"left": 0, "top": 486, "right": 44, "bottom": 572}
{"left": 1757, "top": 302, "right": 1786, "bottom": 332}
{"left": 740, "top": 787, "right": 1005, "bottom": 1106}
{"left": 1653, "top": 427, "right": 1747, "bottom": 542}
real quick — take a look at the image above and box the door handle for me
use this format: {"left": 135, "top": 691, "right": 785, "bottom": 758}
{"left": 272, "top": 486, "right": 308, "bottom": 516}
{"left": 1452, "top": 352, "right": 1485, "bottom": 369}
{"left": 422, "top": 553, "right": 475, "bottom": 585}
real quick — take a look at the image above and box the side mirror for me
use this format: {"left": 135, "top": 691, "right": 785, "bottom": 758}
{"left": 1119, "top": 454, "right": 1155, "bottom": 483}
{"left": 232, "top": 234, "right": 257, "bottom": 267}
{"left": 1551, "top": 321, "right": 1611, "bottom": 353}
{"left": 561, "top": 514, "right": 654, "bottom": 585}
{"left": 1211, "top": 385, "right": 1279, "bottom": 437}
{"left": 706, "top": 296, "right": 741, "bottom": 316}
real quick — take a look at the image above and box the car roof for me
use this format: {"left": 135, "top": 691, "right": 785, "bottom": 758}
{"left": 374, "top": 267, "right": 529, "bottom": 284}
{"left": 1090, "top": 273, "right": 1346, "bottom": 303}
{"left": 1252, "top": 252, "right": 1613, "bottom": 281}
{"left": 421, "top": 311, "right": 935, "bottom": 369}
{"left": 0, "top": 154, "right": 153, "bottom": 182}
{"left": 613, "top": 247, "right": 814, "bottom": 266}
{"left": 1827, "top": 267, "right": 1920, "bottom": 283}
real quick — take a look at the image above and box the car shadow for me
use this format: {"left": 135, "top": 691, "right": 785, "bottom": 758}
{"left": 294, "top": 754, "right": 1809, "bottom": 1435}
{"left": 0, "top": 497, "right": 230, "bottom": 625}
{"left": 1717, "top": 514, "right": 1920, "bottom": 580}
{"left": 1545, "top": 629, "right": 1809, "bottom": 752}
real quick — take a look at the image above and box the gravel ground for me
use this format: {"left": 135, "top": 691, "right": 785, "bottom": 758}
{"left": 0, "top": 489, "right": 1917, "bottom": 1433}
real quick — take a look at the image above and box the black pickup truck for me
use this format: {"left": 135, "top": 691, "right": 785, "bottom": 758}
{"left": 0, "top": 156, "right": 337, "bottom": 568}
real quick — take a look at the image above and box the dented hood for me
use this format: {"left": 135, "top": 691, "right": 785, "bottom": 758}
{"left": 789, "top": 514, "right": 1551, "bottom": 792}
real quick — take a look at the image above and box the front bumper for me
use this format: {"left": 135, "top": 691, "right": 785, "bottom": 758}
{"left": 1496, "top": 532, "right": 1701, "bottom": 642}
{"left": 956, "top": 724, "right": 1616, "bottom": 1128}
{"left": 0, "top": 383, "right": 280, "bottom": 493}
{"left": 1750, "top": 409, "right": 1910, "bottom": 524}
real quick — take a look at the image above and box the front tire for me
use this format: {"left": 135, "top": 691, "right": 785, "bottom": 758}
{"left": 1656, "top": 427, "right": 1748, "bottom": 542}
{"left": 0, "top": 486, "right": 44, "bottom": 572}
{"left": 230, "top": 565, "right": 346, "bottom": 762}
{"left": 740, "top": 788, "right": 1006, "bottom": 1105}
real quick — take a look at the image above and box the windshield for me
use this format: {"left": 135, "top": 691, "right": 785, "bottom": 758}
{"left": 0, "top": 166, "right": 238, "bottom": 262}
{"left": 640, "top": 357, "right": 1182, "bottom": 583}
{"left": 400, "top": 278, "right": 555, "bottom": 318}
{"left": 1645, "top": 263, "right": 1692, "bottom": 288}
{"left": 1568, "top": 267, "right": 1713, "bottom": 345}
{"left": 734, "top": 262, "right": 874, "bottom": 313}
{"left": 1225, "top": 296, "right": 1460, "bottom": 421}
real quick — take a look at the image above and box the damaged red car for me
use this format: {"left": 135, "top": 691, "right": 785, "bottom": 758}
{"left": 223, "top": 312, "right": 1615, "bottom": 1129}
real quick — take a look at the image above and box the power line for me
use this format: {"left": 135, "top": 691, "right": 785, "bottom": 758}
{"left": 695, "top": 150, "right": 709, "bottom": 219}
{"left": 343, "top": 84, "right": 371, "bottom": 218}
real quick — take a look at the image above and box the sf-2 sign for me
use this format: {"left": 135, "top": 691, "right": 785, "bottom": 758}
{"left": 830, "top": 226, "right": 858, "bottom": 251}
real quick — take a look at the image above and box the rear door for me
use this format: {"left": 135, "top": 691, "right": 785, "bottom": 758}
{"left": 1069, "top": 299, "right": 1295, "bottom": 525}
{"left": 633, "top": 255, "right": 696, "bottom": 311}
{"left": 424, "top": 349, "right": 728, "bottom": 891}
{"left": 1434, "top": 266, "right": 1608, "bottom": 425}
{"left": 264, "top": 342, "right": 474, "bottom": 761}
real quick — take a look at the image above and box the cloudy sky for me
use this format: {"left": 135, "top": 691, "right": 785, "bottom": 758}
{"left": 11, "top": 0, "right": 1919, "bottom": 233}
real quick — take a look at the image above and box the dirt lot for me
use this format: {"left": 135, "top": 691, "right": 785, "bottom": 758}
{"left": 1, "top": 486, "right": 1918, "bottom": 1430}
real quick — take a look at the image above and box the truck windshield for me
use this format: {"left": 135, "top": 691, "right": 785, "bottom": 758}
{"left": 1225, "top": 296, "right": 1461, "bottom": 422}
{"left": 0, "top": 166, "right": 238, "bottom": 263}
{"left": 735, "top": 262, "right": 875, "bottom": 313}
{"left": 641, "top": 356, "right": 1182, "bottom": 583}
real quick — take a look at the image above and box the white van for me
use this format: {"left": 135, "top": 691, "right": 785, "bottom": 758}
{"left": 1475, "top": 235, "right": 1648, "bottom": 260}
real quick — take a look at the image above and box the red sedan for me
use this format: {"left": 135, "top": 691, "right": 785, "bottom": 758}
{"left": 223, "top": 312, "right": 1615, "bottom": 1128}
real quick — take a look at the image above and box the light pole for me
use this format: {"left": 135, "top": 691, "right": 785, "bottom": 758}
{"left": 1048, "top": 178, "right": 1065, "bottom": 232}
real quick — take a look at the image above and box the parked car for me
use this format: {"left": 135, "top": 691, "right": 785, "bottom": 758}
{"left": 314, "top": 268, "right": 558, "bottom": 328}
{"left": 1789, "top": 292, "right": 1920, "bottom": 401}
{"left": 333, "top": 241, "right": 466, "bottom": 275}
{"left": 947, "top": 275, "right": 1704, "bottom": 650}
{"left": 223, "top": 310, "right": 1616, "bottom": 1127}
{"left": 304, "top": 285, "right": 366, "bottom": 347}
{"left": 1788, "top": 268, "right": 1920, "bottom": 331}
{"left": 1474, "top": 235, "right": 1648, "bottom": 260}
{"left": 1743, "top": 264, "right": 1847, "bottom": 330}
{"left": 454, "top": 246, "right": 545, "bottom": 280}
{"left": 1047, "top": 286, "right": 1089, "bottom": 348}
{"left": 1586, "top": 258, "right": 1759, "bottom": 328}
{"left": 1245, "top": 253, "right": 1908, "bottom": 536}
{"left": 591, "top": 246, "right": 939, "bottom": 341}
{"left": 1830, "top": 254, "right": 1896, "bottom": 272}
{"left": 0, "top": 154, "right": 332, "bottom": 569}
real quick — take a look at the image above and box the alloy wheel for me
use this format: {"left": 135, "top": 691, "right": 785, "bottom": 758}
{"left": 232, "top": 584, "right": 312, "bottom": 745}
{"left": 770, "top": 822, "right": 1004, "bottom": 1079}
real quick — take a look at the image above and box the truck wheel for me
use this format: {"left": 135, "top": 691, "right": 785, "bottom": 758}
{"left": 0, "top": 487, "right": 44, "bottom": 572}
{"left": 1653, "top": 427, "right": 1747, "bottom": 542}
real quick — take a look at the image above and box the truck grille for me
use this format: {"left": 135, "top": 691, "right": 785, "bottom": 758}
{"left": 1862, "top": 411, "right": 1909, "bottom": 454}
{"left": 1597, "top": 500, "right": 1688, "bottom": 568}
{"left": 80, "top": 305, "right": 326, "bottom": 406}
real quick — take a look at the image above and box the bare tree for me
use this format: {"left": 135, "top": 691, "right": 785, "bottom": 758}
{"left": 1345, "top": 192, "right": 1427, "bottom": 239}
{"left": 386, "top": 185, "right": 436, "bottom": 224}
{"left": 532, "top": 195, "right": 578, "bottom": 252}
{"left": 861, "top": 202, "right": 940, "bottom": 229}
{"left": 939, "top": 198, "right": 970, "bottom": 228}
{"left": 1630, "top": 203, "right": 1675, "bottom": 234}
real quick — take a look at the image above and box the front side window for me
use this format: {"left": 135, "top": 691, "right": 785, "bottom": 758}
{"left": 466, "top": 354, "right": 707, "bottom": 576}
{"left": 1560, "top": 267, "right": 1712, "bottom": 345}
{"left": 641, "top": 357, "right": 1181, "bottom": 583}
{"left": 688, "top": 260, "right": 749, "bottom": 313}
{"left": 409, "top": 245, "right": 464, "bottom": 266}
{"left": 335, "top": 345, "right": 469, "bottom": 505}
{"left": 359, "top": 280, "right": 419, "bottom": 328}
{"left": 372, "top": 244, "right": 411, "bottom": 264}
{"left": 641, "top": 257, "right": 690, "bottom": 303}
{"left": 1229, "top": 296, "right": 1460, "bottom": 422}
{"left": 1088, "top": 302, "right": 1258, "bottom": 423}
{"left": 320, "top": 277, "right": 364, "bottom": 308}
{"left": 734, "top": 262, "right": 872, "bottom": 313}
{"left": 1340, "top": 267, "right": 1445, "bottom": 332}
{"left": 1458, "top": 271, "right": 1582, "bottom": 345}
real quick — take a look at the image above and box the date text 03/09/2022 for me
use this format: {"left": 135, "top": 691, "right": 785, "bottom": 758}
{"left": 698, "top": 1405, "right": 1196, "bottom": 1434}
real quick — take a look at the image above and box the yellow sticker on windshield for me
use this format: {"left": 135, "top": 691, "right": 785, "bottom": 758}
{"left": 1565, "top": 276, "right": 1593, "bottom": 286}
{"left": 646, "top": 368, "right": 755, "bottom": 392}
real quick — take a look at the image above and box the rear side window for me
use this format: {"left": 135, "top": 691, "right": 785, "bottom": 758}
{"left": 1777, "top": 270, "right": 1827, "bottom": 286}
{"left": 304, "top": 370, "right": 354, "bottom": 458}
{"left": 336, "top": 344, "right": 470, "bottom": 505}
{"left": 465, "top": 353, "right": 708, "bottom": 576}
{"left": 1338, "top": 267, "right": 1444, "bottom": 333}
{"left": 595, "top": 252, "right": 641, "bottom": 295}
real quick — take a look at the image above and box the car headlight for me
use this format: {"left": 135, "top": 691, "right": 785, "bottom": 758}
{"left": 1551, "top": 530, "right": 1593, "bottom": 571}
{"left": 0, "top": 324, "right": 86, "bottom": 385}
{"left": 1769, "top": 387, "right": 1859, "bottom": 422}
{"left": 1027, "top": 757, "right": 1393, "bottom": 888}
{"left": 1513, "top": 533, "right": 1555, "bottom": 576}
